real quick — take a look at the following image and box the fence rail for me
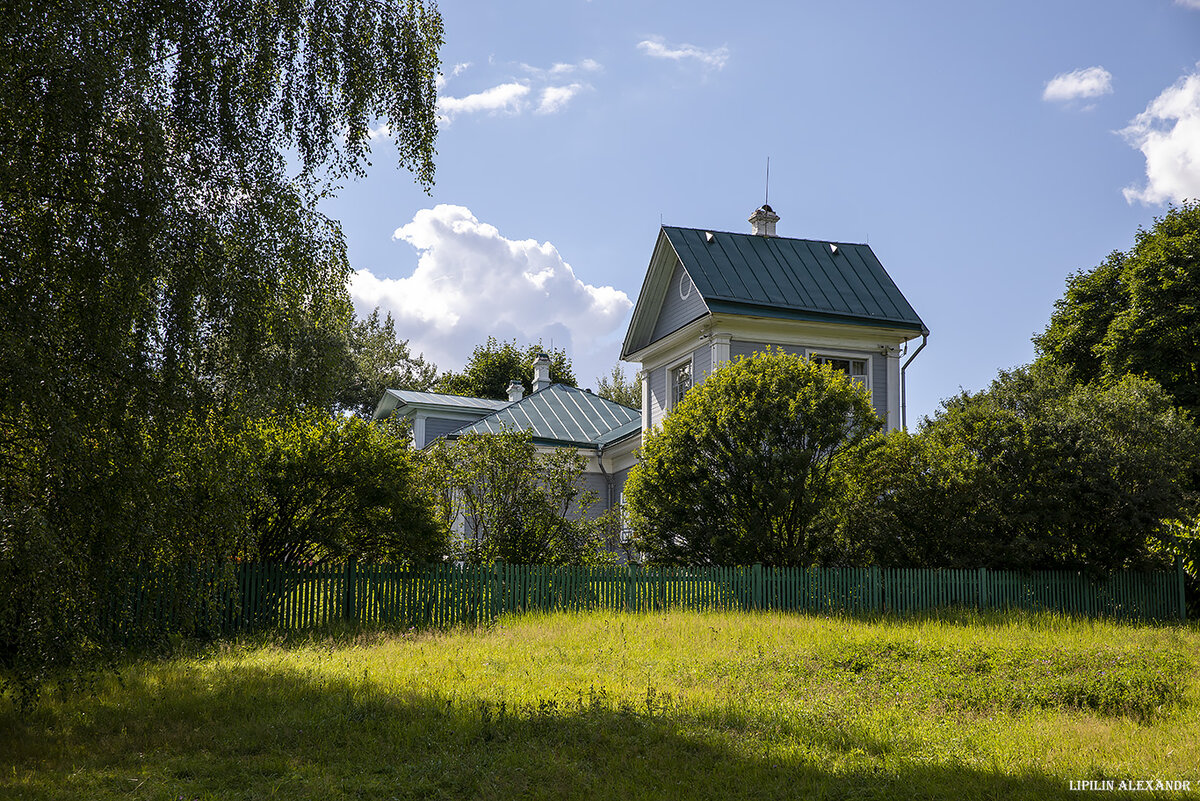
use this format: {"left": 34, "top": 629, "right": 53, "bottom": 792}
{"left": 103, "top": 561, "right": 1187, "bottom": 641}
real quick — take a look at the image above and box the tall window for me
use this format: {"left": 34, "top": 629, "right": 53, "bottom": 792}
{"left": 812, "top": 355, "right": 868, "bottom": 387}
{"left": 671, "top": 361, "right": 692, "bottom": 407}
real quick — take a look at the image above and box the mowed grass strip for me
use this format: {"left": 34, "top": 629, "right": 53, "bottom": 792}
{"left": 2, "top": 610, "right": 1198, "bottom": 800}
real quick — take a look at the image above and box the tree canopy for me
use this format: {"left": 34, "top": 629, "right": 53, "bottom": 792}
{"left": 625, "top": 349, "right": 881, "bottom": 566}
{"left": 422, "top": 431, "right": 615, "bottom": 565}
{"left": 249, "top": 414, "right": 447, "bottom": 567}
{"left": 0, "top": 0, "right": 443, "bottom": 700}
{"left": 337, "top": 308, "right": 438, "bottom": 418}
{"left": 838, "top": 364, "right": 1200, "bottom": 571}
{"left": 1036, "top": 201, "right": 1200, "bottom": 415}
{"left": 437, "top": 337, "right": 576, "bottom": 399}
{"left": 596, "top": 364, "right": 641, "bottom": 409}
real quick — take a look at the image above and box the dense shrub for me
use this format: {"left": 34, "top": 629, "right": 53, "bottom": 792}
{"left": 626, "top": 349, "right": 880, "bottom": 567}
{"left": 838, "top": 364, "right": 1199, "bottom": 571}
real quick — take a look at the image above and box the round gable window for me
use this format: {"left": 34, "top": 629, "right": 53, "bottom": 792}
{"left": 679, "top": 271, "right": 692, "bottom": 300}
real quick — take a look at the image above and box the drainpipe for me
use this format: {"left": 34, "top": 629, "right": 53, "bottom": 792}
{"left": 596, "top": 445, "right": 614, "bottom": 516}
{"left": 900, "top": 329, "right": 929, "bottom": 432}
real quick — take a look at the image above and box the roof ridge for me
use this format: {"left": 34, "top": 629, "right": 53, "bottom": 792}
{"left": 663, "top": 224, "right": 870, "bottom": 248}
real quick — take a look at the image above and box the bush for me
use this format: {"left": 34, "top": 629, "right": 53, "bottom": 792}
{"left": 626, "top": 349, "right": 880, "bottom": 566}
{"left": 423, "top": 430, "right": 616, "bottom": 565}
{"left": 838, "top": 364, "right": 1200, "bottom": 571}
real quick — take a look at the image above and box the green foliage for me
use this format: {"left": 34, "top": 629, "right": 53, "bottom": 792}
{"left": 248, "top": 414, "right": 447, "bottom": 567}
{"left": 835, "top": 431, "right": 987, "bottom": 567}
{"left": 1, "top": 412, "right": 257, "bottom": 707}
{"left": 336, "top": 308, "right": 438, "bottom": 418}
{"left": 626, "top": 349, "right": 881, "bottom": 567}
{"left": 0, "top": 0, "right": 442, "bottom": 703}
{"left": 840, "top": 364, "right": 1200, "bottom": 570}
{"left": 437, "top": 338, "right": 576, "bottom": 399}
{"left": 596, "top": 364, "right": 641, "bottom": 409}
{"left": 423, "top": 431, "right": 614, "bottom": 565}
{"left": 1036, "top": 201, "right": 1200, "bottom": 415}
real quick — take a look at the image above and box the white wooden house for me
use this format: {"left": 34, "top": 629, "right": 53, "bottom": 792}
{"left": 375, "top": 205, "right": 927, "bottom": 519}
{"left": 622, "top": 205, "right": 928, "bottom": 440}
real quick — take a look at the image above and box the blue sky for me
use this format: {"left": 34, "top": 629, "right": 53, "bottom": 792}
{"left": 322, "top": 0, "right": 1200, "bottom": 423}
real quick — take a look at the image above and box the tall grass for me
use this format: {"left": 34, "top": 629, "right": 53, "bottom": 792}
{"left": 2, "top": 610, "right": 1197, "bottom": 800}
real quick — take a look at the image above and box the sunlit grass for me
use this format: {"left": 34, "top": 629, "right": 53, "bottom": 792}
{"left": 2, "top": 610, "right": 1198, "bottom": 799}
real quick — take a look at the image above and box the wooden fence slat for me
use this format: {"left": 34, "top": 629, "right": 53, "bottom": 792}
{"left": 118, "top": 561, "right": 1183, "bottom": 641}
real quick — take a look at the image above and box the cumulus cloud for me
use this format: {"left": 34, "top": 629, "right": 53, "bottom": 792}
{"left": 638, "top": 37, "right": 729, "bottom": 69}
{"left": 350, "top": 205, "right": 632, "bottom": 378}
{"left": 1121, "top": 68, "right": 1200, "bottom": 204}
{"left": 1042, "top": 66, "right": 1113, "bottom": 103}
{"left": 437, "top": 82, "right": 530, "bottom": 120}
{"left": 537, "top": 84, "right": 585, "bottom": 114}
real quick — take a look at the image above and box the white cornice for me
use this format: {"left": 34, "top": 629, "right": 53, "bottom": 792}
{"left": 710, "top": 313, "right": 921, "bottom": 350}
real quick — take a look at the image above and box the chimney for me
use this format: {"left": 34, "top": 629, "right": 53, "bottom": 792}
{"left": 506, "top": 379, "right": 524, "bottom": 403}
{"left": 749, "top": 204, "right": 779, "bottom": 237}
{"left": 532, "top": 351, "right": 552, "bottom": 393}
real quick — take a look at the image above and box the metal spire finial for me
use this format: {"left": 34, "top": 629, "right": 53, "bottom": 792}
{"left": 764, "top": 157, "right": 770, "bottom": 207}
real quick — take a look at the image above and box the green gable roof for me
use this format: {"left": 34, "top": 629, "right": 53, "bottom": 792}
{"left": 663, "top": 226, "right": 925, "bottom": 331}
{"left": 622, "top": 226, "right": 926, "bottom": 358}
{"left": 448, "top": 383, "right": 640, "bottom": 449}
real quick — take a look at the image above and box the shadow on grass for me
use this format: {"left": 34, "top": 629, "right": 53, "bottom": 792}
{"left": 0, "top": 662, "right": 1102, "bottom": 801}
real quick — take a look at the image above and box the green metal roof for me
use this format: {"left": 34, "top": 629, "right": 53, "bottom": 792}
{"left": 448, "top": 384, "right": 640, "bottom": 449}
{"left": 371, "top": 388, "right": 511, "bottom": 422}
{"left": 384, "top": 389, "right": 511, "bottom": 412}
{"left": 663, "top": 226, "right": 925, "bottom": 332}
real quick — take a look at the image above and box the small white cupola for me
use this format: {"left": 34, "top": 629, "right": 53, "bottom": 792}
{"left": 532, "top": 351, "right": 552, "bottom": 393}
{"left": 506, "top": 379, "right": 525, "bottom": 403}
{"left": 748, "top": 204, "right": 779, "bottom": 237}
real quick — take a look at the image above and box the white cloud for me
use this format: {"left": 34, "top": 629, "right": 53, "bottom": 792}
{"left": 350, "top": 205, "right": 632, "bottom": 379}
{"left": 1176, "top": 0, "right": 1200, "bottom": 9}
{"left": 549, "top": 58, "right": 601, "bottom": 76}
{"left": 521, "top": 58, "right": 603, "bottom": 79}
{"left": 436, "top": 59, "right": 599, "bottom": 121}
{"left": 435, "top": 61, "right": 472, "bottom": 90}
{"left": 1121, "top": 68, "right": 1200, "bottom": 204}
{"left": 1042, "top": 66, "right": 1113, "bottom": 103}
{"left": 437, "top": 82, "right": 529, "bottom": 120}
{"left": 537, "top": 84, "right": 584, "bottom": 114}
{"left": 638, "top": 37, "right": 729, "bottom": 69}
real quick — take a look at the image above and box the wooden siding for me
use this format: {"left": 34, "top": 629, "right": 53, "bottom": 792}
{"left": 649, "top": 260, "right": 709, "bottom": 345}
{"left": 692, "top": 342, "right": 712, "bottom": 381}
{"left": 871, "top": 354, "right": 888, "bottom": 422}
{"left": 572, "top": 471, "right": 612, "bottom": 520}
{"left": 648, "top": 365, "right": 668, "bottom": 429}
{"left": 613, "top": 467, "right": 632, "bottom": 500}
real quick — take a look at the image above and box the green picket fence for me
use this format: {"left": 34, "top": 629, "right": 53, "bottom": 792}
{"left": 104, "top": 561, "right": 1187, "bottom": 641}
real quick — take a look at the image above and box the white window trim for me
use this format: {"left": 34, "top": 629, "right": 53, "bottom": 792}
{"left": 809, "top": 350, "right": 873, "bottom": 391}
{"left": 667, "top": 353, "right": 695, "bottom": 411}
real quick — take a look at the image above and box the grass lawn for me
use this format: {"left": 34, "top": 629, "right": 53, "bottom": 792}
{"left": 2, "top": 610, "right": 1198, "bottom": 800}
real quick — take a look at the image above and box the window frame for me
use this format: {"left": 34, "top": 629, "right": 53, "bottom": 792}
{"left": 667, "top": 354, "right": 694, "bottom": 410}
{"left": 809, "top": 351, "right": 872, "bottom": 391}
